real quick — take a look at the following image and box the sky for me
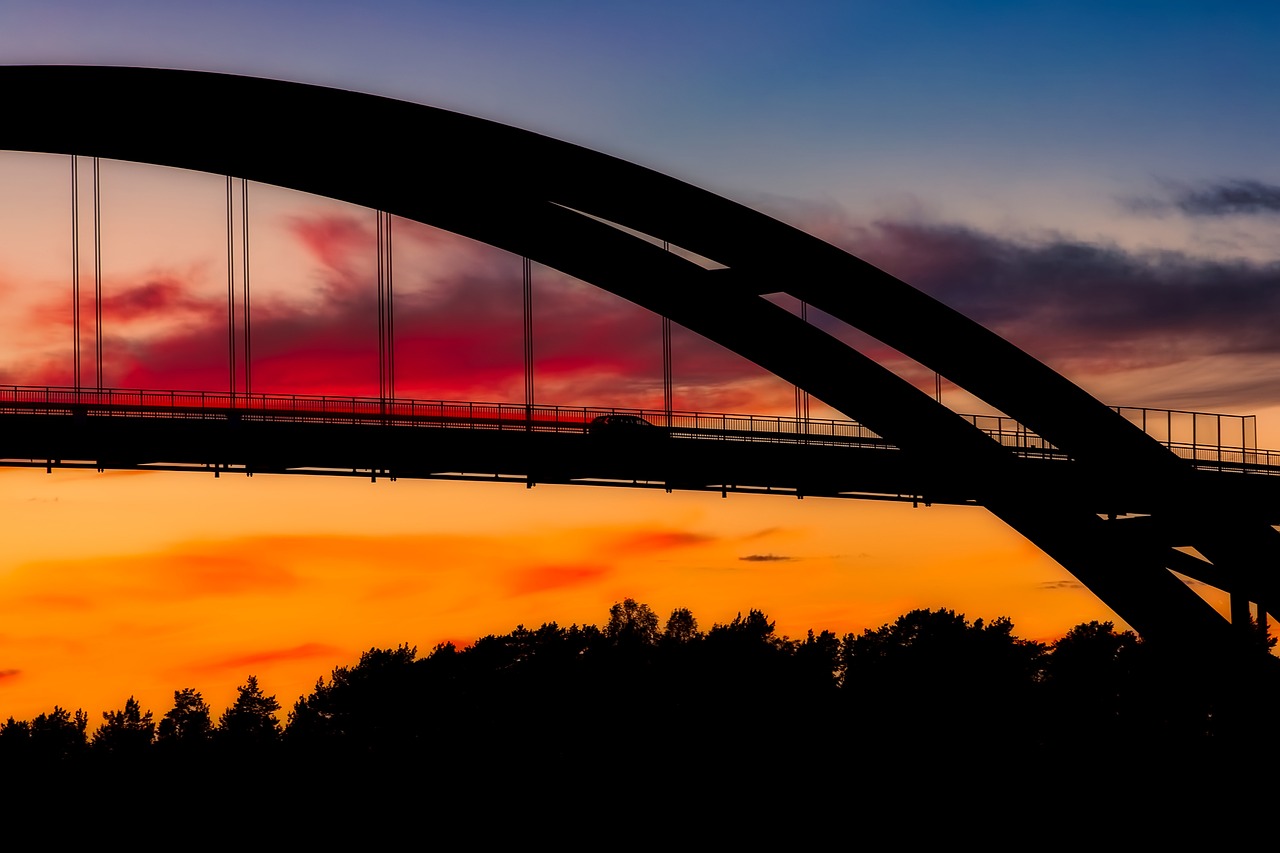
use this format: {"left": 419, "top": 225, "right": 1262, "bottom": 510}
{"left": 1, "top": 0, "right": 1279, "bottom": 723}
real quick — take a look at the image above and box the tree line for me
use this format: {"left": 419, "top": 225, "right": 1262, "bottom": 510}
{"left": 2, "top": 600, "right": 1276, "bottom": 775}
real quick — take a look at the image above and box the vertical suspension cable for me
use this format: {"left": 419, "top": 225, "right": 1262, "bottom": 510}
{"left": 226, "top": 176, "right": 236, "bottom": 398}
{"left": 662, "top": 317, "right": 673, "bottom": 426}
{"left": 241, "top": 178, "right": 251, "bottom": 398}
{"left": 376, "top": 211, "right": 396, "bottom": 407}
{"left": 935, "top": 372, "right": 942, "bottom": 403}
{"left": 93, "top": 157, "right": 103, "bottom": 390}
{"left": 377, "top": 210, "right": 386, "bottom": 402}
{"left": 661, "top": 240, "right": 672, "bottom": 427}
{"left": 795, "top": 300, "right": 810, "bottom": 436}
{"left": 386, "top": 213, "right": 394, "bottom": 401}
{"left": 800, "top": 300, "right": 810, "bottom": 425}
{"left": 71, "top": 156, "right": 80, "bottom": 392}
{"left": 523, "top": 256, "right": 534, "bottom": 426}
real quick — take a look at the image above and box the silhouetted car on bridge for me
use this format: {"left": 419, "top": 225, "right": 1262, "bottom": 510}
{"left": 588, "top": 414, "right": 660, "bottom": 436}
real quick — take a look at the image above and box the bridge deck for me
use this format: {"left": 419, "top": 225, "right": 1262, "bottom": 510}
{"left": 3, "top": 386, "right": 1280, "bottom": 519}
{"left": 0, "top": 385, "right": 1273, "bottom": 472}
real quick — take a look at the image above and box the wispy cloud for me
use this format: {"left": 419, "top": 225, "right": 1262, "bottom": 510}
{"left": 741, "top": 527, "right": 784, "bottom": 540}
{"left": 612, "top": 530, "right": 716, "bottom": 552}
{"left": 191, "top": 643, "right": 341, "bottom": 676}
{"left": 1123, "top": 179, "right": 1280, "bottom": 218}
{"left": 738, "top": 554, "right": 793, "bottom": 562}
{"left": 836, "top": 218, "right": 1280, "bottom": 404}
{"left": 507, "top": 563, "right": 610, "bottom": 595}
{"left": 1037, "top": 580, "right": 1083, "bottom": 590}
{"left": 6, "top": 546, "right": 303, "bottom": 608}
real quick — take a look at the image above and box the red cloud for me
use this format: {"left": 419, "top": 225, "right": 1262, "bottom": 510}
{"left": 288, "top": 214, "right": 375, "bottom": 274}
{"left": 611, "top": 530, "right": 716, "bottom": 553}
{"left": 192, "top": 642, "right": 342, "bottom": 676}
{"left": 3, "top": 209, "right": 808, "bottom": 416}
{"left": 507, "top": 563, "right": 610, "bottom": 595}
{"left": 102, "top": 276, "right": 221, "bottom": 323}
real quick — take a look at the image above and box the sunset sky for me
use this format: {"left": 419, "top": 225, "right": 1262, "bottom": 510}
{"left": 2, "top": 1, "right": 1279, "bottom": 723}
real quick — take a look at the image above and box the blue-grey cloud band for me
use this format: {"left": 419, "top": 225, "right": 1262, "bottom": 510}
{"left": 1122, "top": 179, "right": 1280, "bottom": 217}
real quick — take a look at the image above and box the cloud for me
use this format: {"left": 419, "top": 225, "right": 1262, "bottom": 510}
{"left": 612, "top": 530, "right": 716, "bottom": 552}
{"left": 741, "top": 527, "right": 784, "bottom": 540}
{"left": 0, "top": 668, "right": 20, "bottom": 680}
{"left": 101, "top": 275, "right": 222, "bottom": 323}
{"left": 1037, "top": 580, "right": 1083, "bottom": 590}
{"left": 507, "top": 563, "right": 610, "bottom": 595}
{"left": 834, "top": 218, "right": 1280, "bottom": 403}
{"left": 288, "top": 214, "right": 373, "bottom": 272}
{"left": 749, "top": 194, "right": 1280, "bottom": 410}
{"left": 11, "top": 196, "right": 1280, "bottom": 418}
{"left": 1123, "top": 179, "right": 1280, "bottom": 218}
{"left": 4, "top": 209, "right": 795, "bottom": 412}
{"left": 2, "top": 541, "right": 305, "bottom": 611}
{"left": 191, "top": 642, "right": 342, "bottom": 676}
{"left": 738, "top": 554, "right": 793, "bottom": 562}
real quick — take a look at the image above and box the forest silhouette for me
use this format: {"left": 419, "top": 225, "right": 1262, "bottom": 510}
{"left": 3, "top": 600, "right": 1277, "bottom": 813}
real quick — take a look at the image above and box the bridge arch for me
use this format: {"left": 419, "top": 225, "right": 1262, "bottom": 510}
{"left": 3, "top": 65, "right": 1274, "bottom": 654}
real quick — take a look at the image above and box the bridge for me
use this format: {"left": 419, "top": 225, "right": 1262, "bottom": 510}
{"left": 2, "top": 66, "right": 1278, "bottom": 672}
{"left": 2, "top": 385, "right": 1275, "bottom": 503}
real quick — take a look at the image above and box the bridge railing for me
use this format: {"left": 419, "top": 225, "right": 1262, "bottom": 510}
{"left": 4, "top": 385, "right": 1279, "bottom": 471}
{"left": 959, "top": 405, "right": 1272, "bottom": 470}
{"left": 1113, "top": 405, "right": 1258, "bottom": 458}
{"left": 0, "top": 385, "right": 893, "bottom": 447}
{"left": 958, "top": 414, "right": 1065, "bottom": 456}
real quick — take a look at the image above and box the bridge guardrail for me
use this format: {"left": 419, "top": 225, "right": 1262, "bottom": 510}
{"left": 2, "top": 385, "right": 1278, "bottom": 473}
{"left": 0, "top": 385, "right": 893, "bottom": 448}
{"left": 959, "top": 407, "right": 1270, "bottom": 470}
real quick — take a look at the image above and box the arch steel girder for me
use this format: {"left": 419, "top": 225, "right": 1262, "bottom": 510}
{"left": 0, "top": 66, "right": 1249, "bottom": 651}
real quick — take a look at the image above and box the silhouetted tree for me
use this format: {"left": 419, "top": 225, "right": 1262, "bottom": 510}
{"left": 1250, "top": 615, "right": 1277, "bottom": 654}
{"left": 1043, "top": 619, "right": 1170, "bottom": 749}
{"left": 843, "top": 609, "right": 1043, "bottom": 686}
{"left": 30, "top": 706, "right": 89, "bottom": 761}
{"left": 606, "top": 598, "right": 660, "bottom": 646}
{"left": 662, "top": 607, "right": 701, "bottom": 645}
{"left": 0, "top": 707, "right": 89, "bottom": 765}
{"left": 92, "top": 696, "right": 155, "bottom": 755}
{"left": 0, "top": 717, "right": 33, "bottom": 763}
{"left": 1046, "top": 621, "right": 1139, "bottom": 679}
{"left": 0, "top": 717, "right": 31, "bottom": 739}
{"left": 218, "top": 676, "right": 281, "bottom": 748}
{"left": 702, "top": 610, "right": 787, "bottom": 689}
{"left": 795, "top": 629, "right": 842, "bottom": 690}
{"left": 287, "top": 645, "right": 421, "bottom": 751}
{"left": 707, "top": 609, "right": 780, "bottom": 651}
{"left": 841, "top": 608, "right": 1045, "bottom": 754}
{"left": 157, "top": 688, "right": 213, "bottom": 749}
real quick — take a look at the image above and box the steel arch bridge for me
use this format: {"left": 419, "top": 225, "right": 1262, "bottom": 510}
{"left": 2, "top": 65, "right": 1277, "bottom": 663}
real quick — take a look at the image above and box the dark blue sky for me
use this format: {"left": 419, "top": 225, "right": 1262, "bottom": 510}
{"left": 5, "top": 2, "right": 1276, "bottom": 202}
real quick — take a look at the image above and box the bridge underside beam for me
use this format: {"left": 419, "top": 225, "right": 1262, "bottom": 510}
{"left": 0, "top": 411, "right": 977, "bottom": 503}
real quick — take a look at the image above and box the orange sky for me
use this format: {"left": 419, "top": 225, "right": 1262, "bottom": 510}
{"left": 0, "top": 464, "right": 1146, "bottom": 723}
